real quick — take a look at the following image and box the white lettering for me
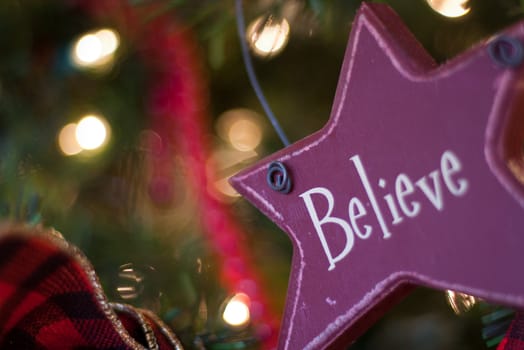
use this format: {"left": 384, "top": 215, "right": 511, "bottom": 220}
{"left": 350, "top": 155, "right": 392, "bottom": 239}
{"left": 380, "top": 178, "right": 404, "bottom": 225}
{"left": 300, "top": 187, "right": 355, "bottom": 271}
{"left": 395, "top": 174, "right": 421, "bottom": 217}
{"left": 299, "top": 150, "right": 469, "bottom": 271}
{"left": 416, "top": 170, "right": 444, "bottom": 210}
{"left": 348, "top": 197, "right": 372, "bottom": 239}
{"left": 441, "top": 150, "right": 468, "bottom": 196}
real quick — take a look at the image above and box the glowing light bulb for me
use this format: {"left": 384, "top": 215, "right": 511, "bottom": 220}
{"left": 446, "top": 290, "right": 477, "bottom": 315}
{"left": 74, "top": 34, "right": 103, "bottom": 64}
{"left": 216, "top": 109, "right": 263, "bottom": 152}
{"left": 96, "top": 29, "right": 119, "bottom": 56}
{"left": 228, "top": 118, "right": 262, "bottom": 152}
{"left": 75, "top": 115, "right": 109, "bottom": 150}
{"left": 58, "top": 123, "right": 83, "bottom": 156}
{"left": 426, "top": 0, "right": 470, "bottom": 18}
{"left": 247, "top": 15, "right": 290, "bottom": 57}
{"left": 72, "top": 28, "right": 120, "bottom": 68}
{"left": 207, "top": 148, "right": 258, "bottom": 202}
{"left": 214, "top": 178, "right": 241, "bottom": 198}
{"left": 223, "top": 293, "right": 251, "bottom": 327}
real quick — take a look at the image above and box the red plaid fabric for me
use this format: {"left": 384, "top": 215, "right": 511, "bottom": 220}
{"left": 499, "top": 312, "right": 524, "bottom": 350}
{"left": 0, "top": 225, "right": 182, "bottom": 349}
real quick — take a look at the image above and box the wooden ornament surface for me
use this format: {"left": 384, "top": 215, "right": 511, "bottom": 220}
{"left": 231, "top": 3, "right": 524, "bottom": 349}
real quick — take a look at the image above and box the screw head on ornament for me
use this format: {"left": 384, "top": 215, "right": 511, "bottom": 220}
{"left": 231, "top": 3, "right": 524, "bottom": 349}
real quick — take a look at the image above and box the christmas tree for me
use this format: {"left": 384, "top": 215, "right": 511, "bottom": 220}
{"left": 0, "top": 0, "right": 522, "bottom": 349}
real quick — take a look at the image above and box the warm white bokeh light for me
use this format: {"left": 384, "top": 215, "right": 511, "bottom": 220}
{"left": 228, "top": 118, "right": 262, "bottom": 152}
{"left": 96, "top": 29, "right": 119, "bottom": 56}
{"left": 75, "top": 115, "right": 109, "bottom": 150}
{"left": 214, "top": 178, "right": 241, "bottom": 198}
{"left": 216, "top": 109, "right": 263, "bottom": 152}
{"left": 207, "top": 148, "right": 257, "bottom": 201}
{"left": 426, "top": 0, "right": 470, "bottom": 18}
{"left": 222, "top": 293, "right": 251, "bottom": 327}
{"left": 74, "top": 34, "right": 103, "bottom": 64}
{"left": 72, "top": 28, "right": 120, "bottom": 68}
{"left": 58, "top": 123, "right": 83, "bottom": 156}
{"left": 247, "top": 15, "right": 290, "bottom": 57}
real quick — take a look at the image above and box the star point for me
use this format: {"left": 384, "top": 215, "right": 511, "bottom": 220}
{"left": 231, "top": 3, "right": 524, "bottom": 349}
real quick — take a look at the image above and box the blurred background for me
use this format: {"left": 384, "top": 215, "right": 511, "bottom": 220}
{"left": 0, "top": 0, "right": 522, "bottom": 349}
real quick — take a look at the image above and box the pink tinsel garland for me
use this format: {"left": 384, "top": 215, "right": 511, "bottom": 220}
{"left": 80, "top": 1, "right": 280, "bottom": 348}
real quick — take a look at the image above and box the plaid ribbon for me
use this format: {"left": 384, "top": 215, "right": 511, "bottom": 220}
{"left": 498, "top": 312, "right": 524, "bottom": 350}
{"left": 8, "top": 222, "right": 524, "bottom": 350}
{"left": 0, "top": 224, "right": 183, "bottom": 349}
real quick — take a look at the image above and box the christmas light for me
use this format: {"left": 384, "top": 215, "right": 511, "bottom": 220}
{"left": 222, "top": 293, "right": 251, "bottom": 327}
{"left": 212, "top": 109, "right": 263, "bottom": 200}
{"left": 228, "top": 118, "right": 262, "bottom": 152}
{"left": 75, "top": 115, "right": 110, "bottom": 151}
{"left": 214, "top": 177, "right": 242, "bottom": 199}
{"left": 74, "top": 34, "right": 103, "bottom": 64}
{"left": 207, "top": 148, "right": 258, "bottom": 201}
{"left": 426, "top": 0, "right": 470, "bottom": 18}
{"left": 58, "top": 123, "right": 83, "bottom": 156}
{"left": 216, "top": 108, "right": 263, "bottom": 152}
{"left": 446, "top": 290, "right": 477, "bottom": 315}
{"left": 72, "top": 28, "right": 120, "bottom": 68}
{"left": 96, "top": 29, "right": 119, "bottom": 57}
{"left": 246, "top": 15, "right": 290, "bottom": 57}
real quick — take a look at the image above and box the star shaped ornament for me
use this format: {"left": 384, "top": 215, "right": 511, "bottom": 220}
{"left": 231, "top": 3, "right": 524, "bottom": 349}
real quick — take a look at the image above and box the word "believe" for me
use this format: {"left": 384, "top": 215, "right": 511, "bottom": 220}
{"left": 300, "top": 150, "right": 469, "bottom": 271}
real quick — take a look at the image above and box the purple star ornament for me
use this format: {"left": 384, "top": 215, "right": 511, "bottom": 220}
{"left": 231, "top": 3, "right": 524, "bottom": 349}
